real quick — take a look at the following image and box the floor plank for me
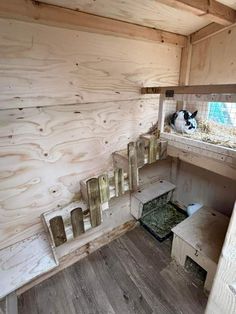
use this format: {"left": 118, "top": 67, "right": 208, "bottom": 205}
{"left": 18, "top": 226, "right": 208, "bottom": 314}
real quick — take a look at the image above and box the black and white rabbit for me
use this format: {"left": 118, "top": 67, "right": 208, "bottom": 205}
{"left": 170, "top": 110, "right": 198, "bottom": 134}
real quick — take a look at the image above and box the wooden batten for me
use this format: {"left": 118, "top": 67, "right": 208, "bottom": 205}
{"left": 179, "top": 36, "right": 192, "bottom": 85}
{"left": 148, "top": 135, "right": 158, "bottom": 164}
{"left": 128, "top": 142, "right": 139, "bottom": 191}
{"left": 0, "top": 0, "right": 186, "bottom": 47}
{"left": 71, "top": 208, "right": 85, "bottom": 238}
{"left": 114, "top": 168, "right": 125, "bottom": 197}
{"left": 158, "top": 0, "right": 236, "bottom": 26}
{"left": 136, "top": 139, "right": 146, "bottom": 168}
{"left": 49, "top": 216, "right": 67, "bottom": 247}
{"left": 87, "top": 178, "right": 102, "bottom": 228}
{"left": 141, "top": 84, "right": 236, "bottom": 95}
{"left": 98, "top": 174, "right": 110, "bottom": 204}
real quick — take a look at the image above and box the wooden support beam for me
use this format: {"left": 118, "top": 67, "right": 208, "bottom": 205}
{"left": 0, "top": 0, "right": 186, "bottom": 47}
{"left": 98, "top": 174, "right": 110, "bottom": 203}
{"left": 179, "top": 36, "right": 192, "bottom": 85}
{"left": 157, "top": 0, "right": 236, "bottom": 26}
{"left": 141, "top": 84, "right": 236, "bottom": 95}
{"left": 190, "top": 22, "right": 233, "bottom": 44}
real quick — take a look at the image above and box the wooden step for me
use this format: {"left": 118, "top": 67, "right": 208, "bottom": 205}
{"left": 113, "top": 137, "right": 167, "bottom": 171}
{"left": 131, "top": 180, "right": 176, "bottom": 219}
{"left": 80, "top": 170, "right": 129, "bottom": 210}
{"left": 0, "top": 232, "right": 58, "bottom": 299}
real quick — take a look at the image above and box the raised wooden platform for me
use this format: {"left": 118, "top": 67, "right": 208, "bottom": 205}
{"left": 0, "top": 232, "right": 58, "bottom": 299}
{"left": 171, "top": 207, "right": 229, "bottom": 291}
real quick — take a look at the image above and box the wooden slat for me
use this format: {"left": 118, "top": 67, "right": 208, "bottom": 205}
{"left": 158, "top": 0, "right": 236, "bottom": 25}
{"left": 98, "top": 174, "right": 110, "bottom": 203}
{"left": 0, "top": 0, "right": 186, "bottom": 47}
{"left": 136, "top": 139, "right": 146, "bottom": 168}
{"left": 6, "top": 293, "right": 18, "bottom": 314}
{"left": 49, "top": 216, "right": 67, "bottom": 247}
{"left": 128, "top": 142, "right": 138, "bottom": 191}
{"left": 87, "top": 178, "right": 102, "bottom": 228}
{"left": 71, "top": 207, "right": 85, "bottom": 237}
{"left": 141, "top": 84, "right": 236, "bottom": 95}
{"left": 148, "top": 135, "right": 158, "bottom": 164}
{"left": 114, "top": 168, "right": 125, "bottom": 197}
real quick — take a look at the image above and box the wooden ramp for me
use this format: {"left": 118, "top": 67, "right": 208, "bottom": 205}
{"left": 0, "top": 232, "right": 58, "bottom": 299}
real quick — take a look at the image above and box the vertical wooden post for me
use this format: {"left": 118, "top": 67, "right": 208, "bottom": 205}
{"left": 87, "top": 178, "right": 102, "bottom": 228}
{"left": 170, "top": 157, "right": 180, "bottom": 202}
{"left": 136, "top": 138, "right": 145, "bottom": 168}
{"left": 128, "top": 142, "right": 138, "bottom": 191}
{"left": 157, "top": 93, "right": 165, "bottom": 133}
{"left": 148, "top": 135, "right": 158, "bottom": 163}
{"left": 49, "top": 216, "right": 67, "bottom": 247}
{"left": 98, "top": 174, "right": 110, "bottom": 203}
{"left": 179, "top": 36, "right": 192, "bottom": 86}
{"left": 71, "top": 207, "right": 85, "bottom": 237}
{"left": 160, "top": 140, "right": 168, "bottom": 159}
{"left": 114, "top": 168, "right": 125, "bottom": 197}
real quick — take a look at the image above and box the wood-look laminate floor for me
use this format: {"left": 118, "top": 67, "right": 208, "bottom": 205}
{"left": 18, "top": 226, "right": 208, "bottom": 314}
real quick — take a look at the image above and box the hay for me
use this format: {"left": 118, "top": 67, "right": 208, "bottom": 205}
{"left": 165, "top": 118, "right": 236, "bottom": 149}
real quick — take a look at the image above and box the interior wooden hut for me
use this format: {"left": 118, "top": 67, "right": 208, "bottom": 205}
{"left": 0, "top": 1, "right": 236, "bottom": 313}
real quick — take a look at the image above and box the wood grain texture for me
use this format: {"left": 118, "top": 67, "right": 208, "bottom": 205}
{"left": 189, "top": 24, "right": 236, "bottom": 84}
{"left": 18, "top": 226, "right": 208, "bottom": 314}
{"left": 206, "top": 202, "right": 236, "bottom": 314}
{"left": 17, "top": 220, "right": 137, "bottom": 296}
{"left": 0, "top": 18, "right": 181, "bottom": 110}
{"left": 0, "top": 98, "right": 158, "bottom": 250}
{"left": 0, "top": 0, "right": 186, "bottom": 48}
{"left": 175, "top": 161, "right": 236, "bottom": 217}
{"left": 40, "top": 0, "right": 210, "bottom": 35}
{"left": 0, "top": 232, "right": 58, "bottom": 298}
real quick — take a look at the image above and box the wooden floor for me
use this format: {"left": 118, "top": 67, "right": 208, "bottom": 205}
{"left": 18, "top": 226, "right": 208, "bottom": 314}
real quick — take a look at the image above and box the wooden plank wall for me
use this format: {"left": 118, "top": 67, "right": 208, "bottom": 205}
{"left": 189, "top": 24, "right": 236, "bottom": 84}
{"left": 175, "top": 162, "right": 236, "bottom": 216}
{"left": 0, "top": 18, "right": 181, "bottom": 249}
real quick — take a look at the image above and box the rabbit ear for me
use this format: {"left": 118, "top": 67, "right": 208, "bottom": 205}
{"left": 190, "top": 110, "right": 198, "bottom": 118}
{"left": 183, "top": 111, "right": 189, "bottom": 120}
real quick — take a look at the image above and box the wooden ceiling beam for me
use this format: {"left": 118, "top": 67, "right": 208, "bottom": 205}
{"left": 0, "top": 0, "right": 186, "bottom": 47}
{"left": 157, "top": 0, "right": 236, "bottom": 26}
{"left": 190, "top": 22, "right": 235, "bottom": 44}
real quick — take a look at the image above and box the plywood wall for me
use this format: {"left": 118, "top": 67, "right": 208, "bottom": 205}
{"left": 0, "top": 18, "right": 181, "bottom": 110}
{"left": 0, "top": 18, "right": 181, "bottom": 249}
{"left": 176, "top": 162, "right": 236, "bottom": 216}
{"left": 189, "top": 24, "right": 236, "bottom": 84}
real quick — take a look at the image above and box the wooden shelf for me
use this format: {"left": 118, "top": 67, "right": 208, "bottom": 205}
{"left": 141, "top": 84, "right": 236, "bottom": 102}
{"left": 0, "top": 232, "right": 58, "bottom": 299}
{"left": 162, "top": 133, "right": 236, "bottom": 181}
{"left": 172, "top": 207, "right": 229, "bottom": 291}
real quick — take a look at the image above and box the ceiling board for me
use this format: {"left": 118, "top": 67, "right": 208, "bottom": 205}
{"left": 39, "top": 0, "right": 211, "bottom": 35}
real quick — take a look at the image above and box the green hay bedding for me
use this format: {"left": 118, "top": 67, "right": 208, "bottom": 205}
{"left": 141, "top": 202, "right": 186, "bottom": 241}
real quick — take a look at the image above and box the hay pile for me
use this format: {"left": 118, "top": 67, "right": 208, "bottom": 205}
{"left": 164, "top": 118, "right": 236, "bottom": 149}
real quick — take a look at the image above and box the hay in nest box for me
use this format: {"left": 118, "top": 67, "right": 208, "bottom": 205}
{"left": 164, "top": 119, "right": 236, "bottom": 149}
